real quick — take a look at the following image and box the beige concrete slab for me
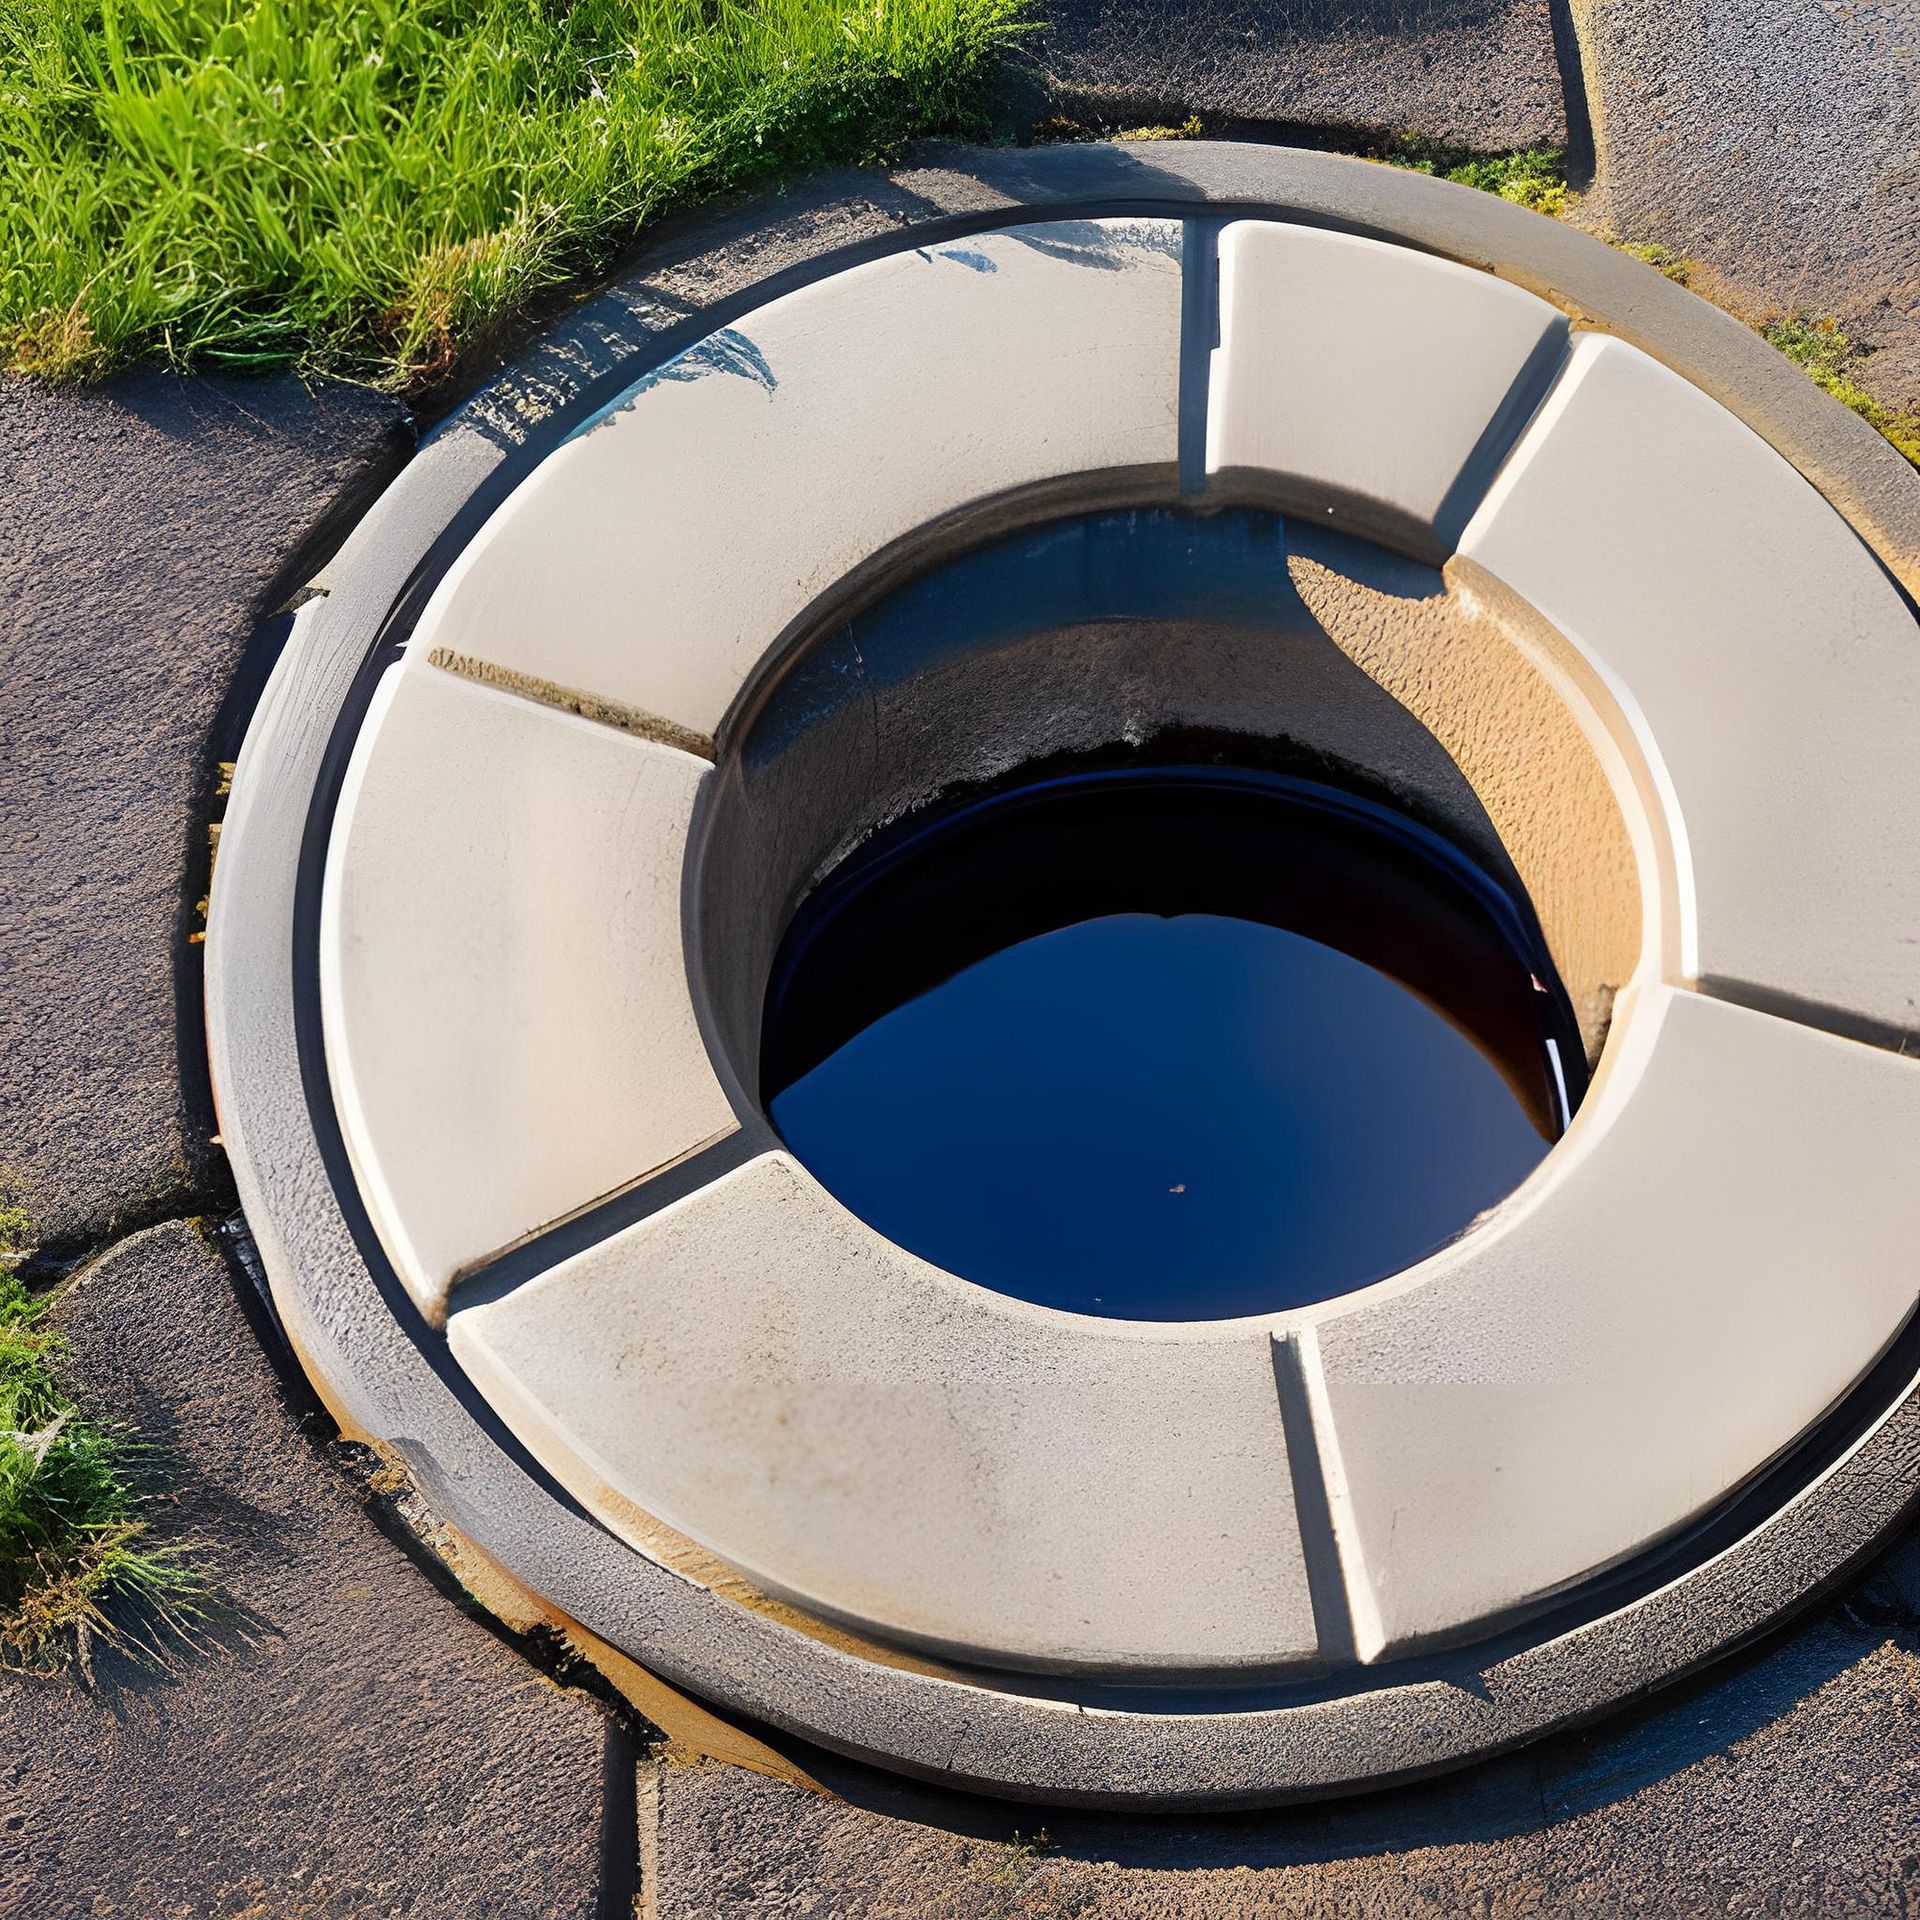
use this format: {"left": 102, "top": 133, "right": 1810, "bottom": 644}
{"left": 448, "top": 1151, "right": 1321, "bottom": 1673}
{"left": 320, "top": 665, "right": 736, "bottom": 1320}
{"left": 1459, "top": 333, "right": 1920, "bottom": 1040}
{"left": 1208, "top": 221, "right": 1566, "bottom": 549}
{"left": 1310, "top": 983, "right": 1920, "bottom": 1657}
{"left": 406, "top": 221, "right": 1183, "bottom": 741}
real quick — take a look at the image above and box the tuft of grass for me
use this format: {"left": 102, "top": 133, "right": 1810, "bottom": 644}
{"left": 1114, "top": 115, "right": 1204, "bottom": 142}
{"left": 1621, "top": 240, "right": 1692, "bottom": 285}
{"left": 1764, "top": 315, "right": 1920, "bottom": 470}
{"left": 0, "top": 1204, "right": 206, "bottom": 1677}
{"left": 0, "top": 0, "right": 1030, "bottom": 392}
{"left": 1381, "top": 138, "right": 1569, "bottom": 217}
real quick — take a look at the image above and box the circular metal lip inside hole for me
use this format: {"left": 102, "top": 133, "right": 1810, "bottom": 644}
{"left": 761, "top": 762, "right": 1588, "bottom": 1320}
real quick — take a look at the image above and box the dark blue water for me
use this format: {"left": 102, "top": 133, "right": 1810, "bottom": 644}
{"left": 763, "top": 769, "right": 1581, "bottom": 1320}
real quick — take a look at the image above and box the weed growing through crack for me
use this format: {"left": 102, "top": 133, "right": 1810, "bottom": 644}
{"left": 0, "top": 0, "right": 1029, "bottom": 392}
{"left": 0, "top": 1204, "right": 205, "bottom": 1676}
{"left": 1764, "top": 315, "right": 1920, "bottom": 469}
{"left": 993, "top": 1830, "right": 1054, "bottom": 1886}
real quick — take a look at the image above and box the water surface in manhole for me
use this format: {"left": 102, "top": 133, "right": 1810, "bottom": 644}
{"left": 763, "top": 767, "right": 1584, "bottom": 1319}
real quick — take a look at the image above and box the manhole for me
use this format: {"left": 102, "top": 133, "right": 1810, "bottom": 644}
{"left": 751, "top": 506, "right": 1584, "bottom": 1322}
{"left": 205, "top": 144, "right": 1920, "bottom": 1805}
{"left": 762, "top": 759, "right": 1580, "bottom": 1321}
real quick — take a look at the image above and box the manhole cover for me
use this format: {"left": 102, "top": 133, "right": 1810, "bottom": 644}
{"left": 206, "top": 146, "right": 1920, "bottom": 1805}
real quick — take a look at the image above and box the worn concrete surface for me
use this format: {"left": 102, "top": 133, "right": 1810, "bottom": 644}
{"left": 0, "top": 1221, "right": 612, "bottom": 1920}
{"left": 1576, "top": 0, "right": 1920, "bottom": 408}
{"left": 1031, "top": 0, "right": 1568, "bottom": 151}
{"left": 0, "top": 374, "right": 408, "bottom": 1252}
{"left": 646, "top": 1525, "right": 1920, "bottom": 1914}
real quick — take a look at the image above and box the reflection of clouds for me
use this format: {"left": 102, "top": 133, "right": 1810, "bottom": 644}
{"left": 577, "top": 326, "right": 776, "bottom": 436}
{"left": 920, "top": 243, "right": 999, "bottom": 273}
{"left": 1005, "top": 219, "right": 1183, "bottom": 272}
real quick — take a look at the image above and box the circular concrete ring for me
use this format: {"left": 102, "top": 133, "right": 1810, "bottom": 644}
{"left": 206, "top": 142, "right": 1920, "bottom": 1807}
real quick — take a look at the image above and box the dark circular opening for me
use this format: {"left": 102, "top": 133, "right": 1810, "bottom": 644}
{"left": 761, "top": 764, "right": 1587, "bottom": 1320}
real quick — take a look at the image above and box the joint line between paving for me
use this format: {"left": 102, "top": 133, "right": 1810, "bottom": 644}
{"left": 446, "top": 1127, "right": 763, "bottom": 1313}
{"left": 597, "top": 1715, "right": 643, "bottom": 1920}
{"left": 1433, "top": 325, "right": 1577, "bottom": 555}
{"left": 1177, "top": 216, "right": 1221, "bottom": 496}
{"left": 1684, "top": 975, "right": 1920, "bottom": 1061}
{"left": 1270, "top": 1329, "right": 1366, "bottom": 1665}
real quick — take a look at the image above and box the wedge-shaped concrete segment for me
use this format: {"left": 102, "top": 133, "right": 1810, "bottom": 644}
{"left": 1460, "top": 334, "right": 1920, "bottom": 1042}
{"left": 1311, "top": 983, "right": 1920, "bottom": 1658}
{"left": 320, "top": 666, "right": 736, "bottom": 1319}
{"left": 448, "top": 1151, "right": 1321, "bottom": 1672}
{"left": 406, "top": 221, "right": 1184, "bottom": 742}
{"left": 1207, "top": 222, "right": 1566, "bottom": 555}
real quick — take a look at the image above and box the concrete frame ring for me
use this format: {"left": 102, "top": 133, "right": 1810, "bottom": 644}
{"left": 205, "top": 140, "right": 1920, "bottom": 1809}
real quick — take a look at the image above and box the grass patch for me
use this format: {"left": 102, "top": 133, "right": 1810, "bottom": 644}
{"left": 0, "top": 0, "right": 1028, "bottom": 391}
{"left": 1113, "top": 115, "right": 1204, "bottom": 142}
{"left": 1379, "top": 138, "right": 1569, "bottom": 217}
{"left": 1764, "top": 315, "right": 1920, "bottom": 470}
{"left": 0, "top": 1204, "right": 204, "bottom": 1676}
{"left": 1620, "top": 241, "right": 1691, "bottom": 285}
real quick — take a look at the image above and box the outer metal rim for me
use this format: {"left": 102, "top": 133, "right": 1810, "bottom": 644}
{"left": 205, "top": 141, "right": 1920, "bottom": 1808}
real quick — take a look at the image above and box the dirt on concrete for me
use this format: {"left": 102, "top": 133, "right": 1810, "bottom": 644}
{"left": 1030, "top": 0, "right": 1569, "bottom": 152}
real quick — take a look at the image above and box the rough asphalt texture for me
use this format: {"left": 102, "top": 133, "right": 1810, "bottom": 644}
{"left": 0, "top": 374, "right": 408, "bottom": 1252}
{"left": 1034, "top": 0, "right": 1568, "bottom": 150}
{"left": 0, "top": 1222, "right": 612, "bottom": 1920}
{"left": 1577, "top": 0, "right": 1920, "bottom": 408}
